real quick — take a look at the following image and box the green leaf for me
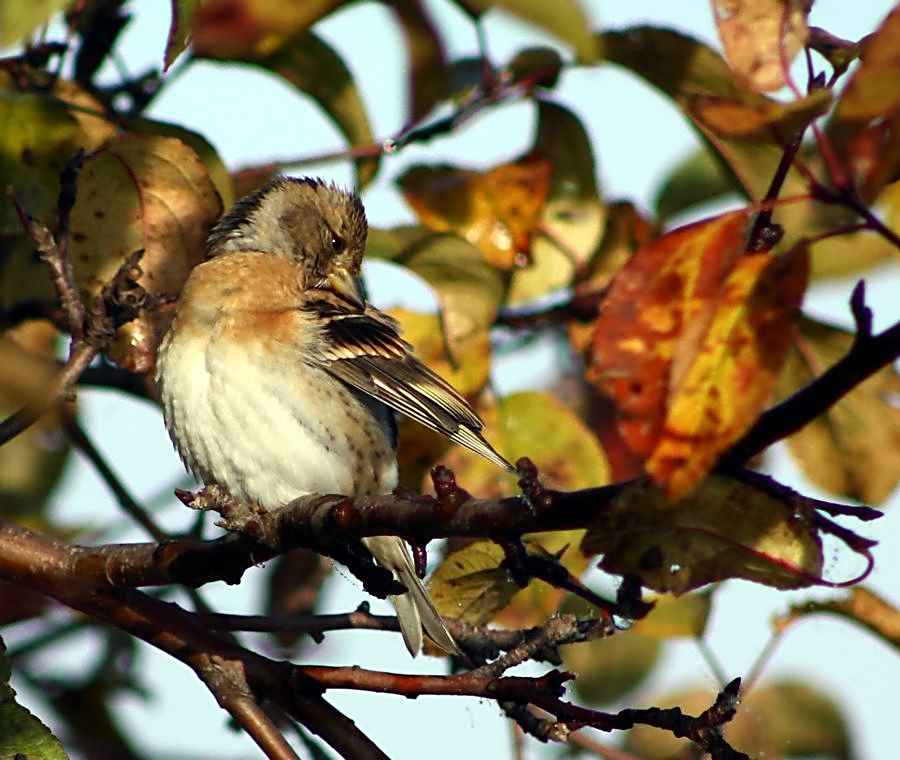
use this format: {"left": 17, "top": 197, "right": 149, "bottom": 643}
{"left": 428, "top": 540, "right": 521, "bottom": 624}
{"left": 654, "top": 148, "right": 736, "bottom": 222}
{"left": 0, "top": 0, "right": 68, "bottom": 47}
{"left": 599, "top": 26, "right": 806, "bottom": 201}
{"left": 198, "top": 31, "right": 378, "bottom": 187}
{"left": 631, "top": 591, "right": 713, "bottom": 639}
{"left": 562, "top": 628, "right": 661, "bottom": 705}
{"left": 507, "top": 98, "right": 604, "bottom": 305}
{"left": 165, "top": 0, "right": 199, "bottom": 71}
{"left": 0, "top": 636, "right": 69, "bottom": 759}
{"left": 399, "top": 233, "right": 505, "bottom": 347}
{"left": 390, "top": 0, "right": 448, "bottom": 120}
{"left": 459, "top": 0, "right": 598, "bottom": 63}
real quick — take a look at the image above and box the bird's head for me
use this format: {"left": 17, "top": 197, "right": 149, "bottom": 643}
{"left": 204, "top": 176, "right": 368, "bottom": 311}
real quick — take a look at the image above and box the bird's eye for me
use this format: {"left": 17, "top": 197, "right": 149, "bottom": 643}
{"left": 331, "top": 234, "right": 345, "bottom": 253}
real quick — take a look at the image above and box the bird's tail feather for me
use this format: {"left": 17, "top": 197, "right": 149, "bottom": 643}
{"left": 362, "top": 535, "right": 457, "bottom": 656}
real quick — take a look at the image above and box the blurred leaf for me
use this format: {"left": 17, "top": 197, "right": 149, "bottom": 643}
{"left": 0, "top": 0, "right": 68, "bottom": 47}
{"left": 389, "top": 0, "right": 447, "bottom": 121}
{"left": 191, "top": 0, "right": 339, "bottom": 57}
{"left": 0, "top": 321, "right": 69, "bottom": 521}
{"left": 581, "top": 475, "right": 825, "bottom": 594}
{"left": 429, "top": 540, "right": 521, "bottom": 624}
{"left": 625, "top": 687, "right": 716, "bottom": 757}
{"left": 832, "top": 6, "right": 900, "bottom": 201}
{"left": 600, "top": 26, "right": 807, "bottom": 201}
{"left": 562, "top": 628, "right": 660, "bottom": 705}
{"left": 589, "top": 209, "right": 809, "bottom": 498}
{"left": 728, "top": 680, "right": 851, "bottom": 758}
{"left": 399, "top": 233, "right": 505, "bottom": 348}
{"left": 0, "top": 636, "right": 68, "bottom": 759}
{"left": 507, "top": 99, "right": 605, "bottom": 305}
{"left": 266, "top": 548, "right": 331, "bottom": 648}
{"left": 196, "top": 29, "right": 377, "bottom": 187}
{"left": 165, "top": 0, "right": 199, "bottom": 70}
{"left": 833, "top": 5, "right": 900, "bottom": 124}
{"left": 365, "top": 224, "right": 433, "bottom": 261}
{"left": 457, "top": 0, "right": 597, "bottom": 63}
{"left": 508, "top": 47, "right": 564, "bottom": 89}
{"left": 399, "top": 157, "right": 551, "bottom": 270}
{"left": 631, "top": 591, "right": 713, "bottom": 639}
{"left": 69, "top": 131, "right": 222, "bottom": 371}
{"left": 777, "top": 587, "right": 900, "bottom": 652}
{"left": 654, "top": 148, "right": 736, "bottom": 222}
{"left": 777, "top": 316, "right": 900, "bottom": 504}
{"left": 711, "top": 0, "right": 809, "bottom": 93}
{"left": 689, "top": 89, "right": 831, "bottom": 140}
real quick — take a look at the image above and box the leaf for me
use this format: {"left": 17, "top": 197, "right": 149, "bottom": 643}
{"left": 399, "top": 233, "right": 505, "bottom": 349}
{"left": 600, "top": 27, "right": 808, "bottom": 201}
{"left": 266, "top": 548, "right": 331, "bottom": 648}
{"left": 0, "top": 322, "right": 70, "bottom": 521}
{"left": 0, "top": 636, "right": 69, "bottom": 759}
{"left": 777, "top": 587, "right": 900, "bottom": 652}
{"left": 68, "top": 132, "right": 222, "bottom": 371}
{"left": 688, "top": 89, "right": 831, "bottom": 140}
{"left": 648, "top": 243, "right": 809, "bottom": 498}
{"left": 196, "top": 29, "right": 377, "bottom": 187}
{"left": 506, "top": 99, "right": 605, "bottom": 305}
{"left": 562, "top": 628, "right": 661, "bottom": 705}
{"left": 440, "top": 391, "right": 610, "bottom": 627}
{"left": 390, "top": 0, "right": 447, "bottom": 121}
{"left": 653, "top": 148, "right": 736, "bottom": 223}
{"left": 832, "top": 6, "right": 900, "bottom": 201}
{"left": 777, "top": 316, "right": 900, "bottom": 504}
{"left": 580, "top": 475, "right": 825, "bottom": 594}
{"left": 588, "top": 210, "right": 809, "bottom": 498}
{"left": 711, "top": 0, "right": 810, "bottom": 93}
{"left": 190, "top": 0, "right": 339, "bottom": 58}
{"left": 833, "top": 5, "right": 900, "bottom": 124}
{"left": 631, "top": 591, "right": 713, "bottom": 639}
{"left": 428, "top": 540, "right": 521, "bottom": 624}
{"left": 727, "top": 680, "right": 851, "bottom": 758}
{"left": 398, "top": 157, "right": 551, "bottom": 269}
{"left": 165, "top": 0, "right": 199, "bottom": 70}
{"left": 457, "top": 0, "right": 598, "bottom": 63}
{"left": 0, "top": 0, "right": 68, "bottom": 47}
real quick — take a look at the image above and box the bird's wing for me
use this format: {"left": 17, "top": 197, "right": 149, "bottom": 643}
{"left": 316, "top": 307, "right": 513, "bottom": 472}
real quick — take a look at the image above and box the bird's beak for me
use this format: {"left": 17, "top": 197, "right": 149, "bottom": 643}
{"left": 325, "top": 267, "right": 366, "bottom": 312}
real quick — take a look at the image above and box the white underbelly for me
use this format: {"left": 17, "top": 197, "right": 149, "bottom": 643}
{"left": 157, "top": 329, "right": 398, "bottom": 510}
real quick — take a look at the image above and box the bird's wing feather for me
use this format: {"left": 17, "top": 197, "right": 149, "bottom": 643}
{"left": 316, "top": 307, "right": 513, "bottom": 472}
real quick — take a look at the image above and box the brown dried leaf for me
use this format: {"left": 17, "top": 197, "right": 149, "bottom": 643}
{"left": 69, "top": 132, "right": 222, "bottom": 371}
{"left": 712, "top": 0, "right": 810, "bottom": 93}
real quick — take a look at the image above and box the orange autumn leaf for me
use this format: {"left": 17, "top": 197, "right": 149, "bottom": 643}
{"left": 588, "top": 210, "right": 809, "bottom": 499}
{"left": 397, "top": 157, "right": 551, "bottom": 269}
{"left": 650, "top": 243, "right": 809, "bottom": 498}
{"left": 588, "top": 210, "right": 752, "bottom": 459}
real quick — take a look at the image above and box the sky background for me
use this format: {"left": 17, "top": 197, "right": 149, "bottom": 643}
{"left": 7, "top": 1, "right": 900, "bottom": 758}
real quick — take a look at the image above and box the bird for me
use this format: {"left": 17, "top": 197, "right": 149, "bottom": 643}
{"left": 155, "top": 176, "right": 514, "bottom": 655}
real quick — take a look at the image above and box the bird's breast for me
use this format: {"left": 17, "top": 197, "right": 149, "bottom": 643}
{"left": 157, "top": 300, "right": 398, "bottom": 510}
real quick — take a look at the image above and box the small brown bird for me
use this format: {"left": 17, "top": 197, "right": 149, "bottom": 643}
{"left": 156, "top": 177, "right": 512, "bottom": 655}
